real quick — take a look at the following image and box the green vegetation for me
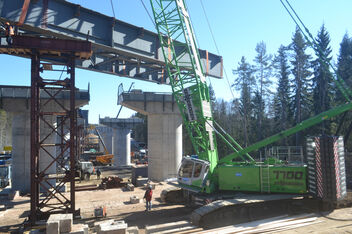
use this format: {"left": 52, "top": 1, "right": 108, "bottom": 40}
{"left": 183, "top": 26, "right": 352, "bottom": 157}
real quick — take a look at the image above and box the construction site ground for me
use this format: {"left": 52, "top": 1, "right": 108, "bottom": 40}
{"left": 0, "top": 166, "right": 352, "bottom": 233}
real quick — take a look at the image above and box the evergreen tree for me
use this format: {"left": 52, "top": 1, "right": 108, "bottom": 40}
{"left": 253, "top": 41, "right": 273, "bottom": 141}
{"left": 336, "top": 34, "right": 352, "bottom": 150}
{"left": 337, "top": 33, "right": 352, "bottom": 103}
{"left": 233, "top": 56, "right": 255, "bottom": 146}
{"left": 273, "top": 45, "right": 292, "bottom": 144}
{"left": 290, "top": 28, "right": 312, "bottom": 145}
{"left": 214, "top": 99, "right": 232, "bottom": 156}
{"left": 209, "top": 83, "right": 216, "bottom": 112}
{"left": 230, "top": 98, "right": 244, "bottom": 146}
{"left": 312, "top": 24, "right": 333, "bottom": 134}
{"left": 252, "top": 90, "right": 265, "bottom": 141}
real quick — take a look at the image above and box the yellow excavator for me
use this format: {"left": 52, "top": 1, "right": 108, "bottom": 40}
{"left": 95, "top": 128, "right": 114, "bottom": 166}
{"left": 84, "top": 125, "right": 114, "bottom": 166}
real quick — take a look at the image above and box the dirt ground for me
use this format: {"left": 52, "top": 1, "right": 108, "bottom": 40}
{"left": 1, "top": 167, "right": 352, "bottom": 233}
{"left": 0, "top": 182, "right": 192, "bottom": 233}
{"left": 0, "top": 167, "right": 194, "bottom": 233}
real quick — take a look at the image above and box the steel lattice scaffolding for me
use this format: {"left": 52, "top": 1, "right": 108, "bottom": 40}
{"left": 0, "top": 35, "right": 92, "bottom": 222}
{"left": 30, "top": 53, "right": 78, "bottom": 221}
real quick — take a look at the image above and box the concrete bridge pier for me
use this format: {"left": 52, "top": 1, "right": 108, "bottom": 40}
{"left": 0, "top": 86, "right": 89, "bottom": 194}
{"left": 120, "top": 91, "right": 182, "bottom": 181}
{"left": 100, "top": 118, "right": 143, "bottom": 167}
{"left": 10, "top": 112, "right": 58, "bottom": 192}
{"left": 148, "top": 113, "right": 182, "bottom": 180}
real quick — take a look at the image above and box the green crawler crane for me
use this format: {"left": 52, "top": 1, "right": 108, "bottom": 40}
{"left": 150, "top": 0, "right": 350, "bottom": 196}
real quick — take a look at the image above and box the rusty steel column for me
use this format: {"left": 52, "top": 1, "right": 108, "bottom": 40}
{"left": 69, "top": 56, "right": 76, "bottom": 213}
{"left": 30, "top": 51, "right": 40, "bottom": 223}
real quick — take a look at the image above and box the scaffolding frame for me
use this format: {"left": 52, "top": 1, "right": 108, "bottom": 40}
{"left": 30, "top": 53, "right": 77, "bottom": 221}
{"left": 0, "top": 35, "right": 92, "bottom": 223}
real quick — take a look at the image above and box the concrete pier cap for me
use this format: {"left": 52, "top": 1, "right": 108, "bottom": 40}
{"left": 0, "top": 85, "right": 89, "bottom": 193}
{"left": 99, "top": 117, "right": 143, "bottom": 167}
{"left": 119, "top": 90, "right": 182, "bottom": 181}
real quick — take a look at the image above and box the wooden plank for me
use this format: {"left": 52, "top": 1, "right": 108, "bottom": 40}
{"left": 194, "top": 214, "right": 318, "bottom": 234}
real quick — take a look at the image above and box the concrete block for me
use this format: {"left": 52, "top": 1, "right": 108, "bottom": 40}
{"left": 0, "top": 205, "right": 5, "bottom": 211}
{"left": 47, "top": 213, "right": 73, "bottom": 233}
{"left": 131, "top": 165, "right": 148, "bottom": 185}
{"left": 94, "top": 219, "right": 115, "bottom": 232}
{"left": 46, "top": 220, "right": 59, "bottom": 234}
{"left": 126, "top": 183, "right": 135, "bottom": 191}
{"left": 69, "top": 223, "right": 88, "bottom": 234}
{"left": 126, "top": 226, "right": 139, "bottom": 234}
{"left": 60, "top": 213, "right": 73, "bottom": 233}
{"left": 130, "top": 196, "right": 140, "bottom": 204}
{"left": 99, "top": 220, "right": 127, "bottom": 234}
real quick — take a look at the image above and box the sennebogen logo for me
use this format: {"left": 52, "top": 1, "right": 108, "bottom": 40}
{"left": 183, "top": 88, "right": 197, "bottom": 121}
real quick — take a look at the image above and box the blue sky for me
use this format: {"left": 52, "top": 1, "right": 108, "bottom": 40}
{"left": 1, "top": 0, "right": 352, "bottom": 123}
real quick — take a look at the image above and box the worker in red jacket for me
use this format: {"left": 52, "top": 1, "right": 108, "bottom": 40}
{"left": 143, "top": 185, "right": 153, "bottom": 211}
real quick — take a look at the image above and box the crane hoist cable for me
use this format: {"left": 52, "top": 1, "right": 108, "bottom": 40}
{"left": 199, "top": 0, "right": 236, "bottom": 101}
{"left": 139, "top": 0, "right": 156, "bottom": 27}
{"left": 280, "top": 0, "right": 352, "bottom": 102}
{"left": 198, "top": 0, "right": 248, "bottom": 154}
{"left": 110, "top": 0, "right": 116, "bottom": 19}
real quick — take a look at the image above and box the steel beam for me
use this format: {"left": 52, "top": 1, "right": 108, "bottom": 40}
{"left": 0, "top": 0, "right": 223, "bottom": 84}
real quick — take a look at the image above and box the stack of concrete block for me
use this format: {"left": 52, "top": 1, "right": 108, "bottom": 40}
{"left": 46, "top": 213, "right": 73, "bottom": 234}
{"left": 94, "top": 220, "right": 115, "bottom": 233}
{"left": 98, "top": 220, "right": 128, "bottom": 234}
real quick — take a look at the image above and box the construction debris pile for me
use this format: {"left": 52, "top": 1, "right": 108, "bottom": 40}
{"left": 100, "top": 176, "right": 126, "bottom": 189}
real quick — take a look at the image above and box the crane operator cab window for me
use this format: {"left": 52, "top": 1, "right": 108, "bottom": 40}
{"left": 178, "top": 160, "right": 193, "bottom": 178}
{"left": 193, "top": 163, "right": 202, "bottom": 177}
{"left": 178, "top": 156, "right": 210, "bottom": 187}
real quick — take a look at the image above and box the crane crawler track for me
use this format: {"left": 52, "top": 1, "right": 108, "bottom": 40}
{"left": 191, "top": 194, "right": 323, "bottom": 229}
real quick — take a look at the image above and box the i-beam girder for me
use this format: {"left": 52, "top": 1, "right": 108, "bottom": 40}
{"left": 0, "top": 0, "right": 223, "bottom": 84}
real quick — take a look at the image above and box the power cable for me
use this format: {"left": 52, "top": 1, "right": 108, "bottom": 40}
{"left": 199, "top": 0, "right": 236, "bottom": 100}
